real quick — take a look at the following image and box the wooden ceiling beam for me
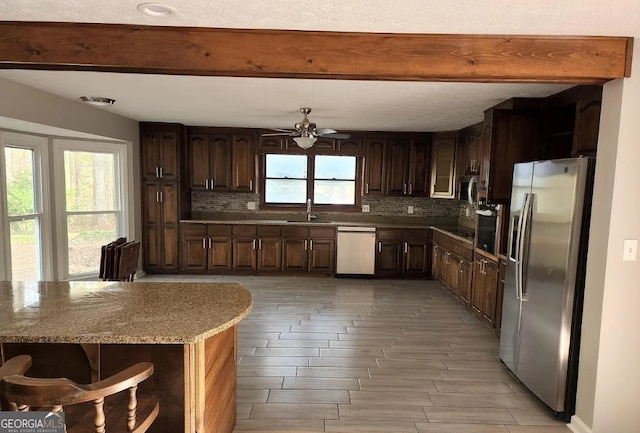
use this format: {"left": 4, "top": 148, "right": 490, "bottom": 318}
{"left": 0, "top": 22, "right": 633, "bottom": 83}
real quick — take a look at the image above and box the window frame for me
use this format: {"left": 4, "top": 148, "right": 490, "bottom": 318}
{"left": 0, "top": 132, "right": 51, "bottom": 281}
{"left": 53, "top": 139, "right": 130, "bottom": 280}
{"left": 259, "top": 152, "right": 363, "bottom": 211}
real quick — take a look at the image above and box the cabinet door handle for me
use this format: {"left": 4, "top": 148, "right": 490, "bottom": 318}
{"left": 155, "top": 166, "right": 159, "bottom": 178}
{"left": 202, "top": 238, "right": 206, "bottom": 249}
{"left": 259, "top": 239, "right": 262, "bottom": 250}
{"left": 249, "top": 180, "right": 253, "bottom": 190}
{"left": 159, "top": 191, "right": 163, "bottom": 202}
{"left": 310, "top": 240, "right": 313, "bottom": 251}
{"left": 404, "top": 242, "right": 408, "bottom": 254}
{"left": 252, "top": 239, "right": 257, "bottom": 250}
{"left": 403, "top": 184, "right": 407, "bottom": 195}
{"left": 159, "top": 167, "right": 163, "bottom": 178}
{"left": 408, "top": 184, "right": 412, "bottom": 195}
{"left": 378, "top": 241, "right": 382, "bottom": 253}
{"left": 365, "top": 183, "right": 369, "bottom": 194}
{"left": 304, "top": 240, "right": 308, "bottom": 251}
{"left": 156, "top": 191, "right": 160, "bottom": 203}
{"left": 209, "top": 238, "right": 213, "bottom": 249}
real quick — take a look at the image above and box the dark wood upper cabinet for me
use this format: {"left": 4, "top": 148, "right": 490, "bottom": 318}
{"left": 187, "top": 128, "right": 255, "bottom": 193}
{"left": 386, "top": 138, "right": 411, "bottom": 196}
{"left": 573, "top": 94, "right": 602, "bottom": 157}
{"left": 232, "top": 134, "right": 256, "bottom": 192}
{"left": 479, "top": 108, "right": 539, "bottom": 203}
{"left": 364, "top": 138, "right": 387, "bottom": 195}
{"left": 188, "top": 133, "right": 232, "bottom": 191}
{"left": 140, "top": 124, "right": 181, "bottom": 181}
{"left": 430, "top": 133, "right": 457, "bottom": 199}
{"left": 458, "top": 123, "right": 482, "bottom": 176}
{"left": 337, "top": 134, "right": 365, "bottom": 155}
{"left": 407, "top": 137, "right": 431, "bottom": 196}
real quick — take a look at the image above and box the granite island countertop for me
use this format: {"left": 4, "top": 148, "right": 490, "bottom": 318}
{"left": 0, "top": 281, "right": 252, "bottom": 344}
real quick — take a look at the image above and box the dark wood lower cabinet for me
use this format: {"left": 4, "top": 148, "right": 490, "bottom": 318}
{"left": 257, "top": 238, "right": 283, "bottom": 272}
{"left": 432, "top": 232, "right": 473, "bottom": 304}
{"left": 471, "top": 254, "right": 499, "bottom": 327}
{"left": 309, "top": 239, "right": 335, "bottom": 273}
{"left": 282, "top": 239, "right": 307, "bottom": 272}
{"left": 180, "top": 224, "right": 233, "bottom": 272}
{"left": 376, "top": 228, "right": 431, "bottom": 277}
{"left": 233, "top": 238, "right": 258, "bottom": 271}
{"left": 459, "top": 259, "right": 473, "bottom": 307}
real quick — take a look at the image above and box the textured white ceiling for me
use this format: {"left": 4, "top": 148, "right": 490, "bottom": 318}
{"left": 0, "top": 0, "right": 636, "bottom": 135}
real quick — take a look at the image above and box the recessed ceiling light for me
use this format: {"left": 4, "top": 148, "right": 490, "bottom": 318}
{"left": 79, "top": 96, "right": 116, "bottom": 107}
{"left": 137, "top": 3, "right": 177, "bottom": 17}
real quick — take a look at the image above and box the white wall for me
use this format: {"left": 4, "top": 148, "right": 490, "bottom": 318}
{"left": 574, "top": 43, "right": 640, "bottom": 433}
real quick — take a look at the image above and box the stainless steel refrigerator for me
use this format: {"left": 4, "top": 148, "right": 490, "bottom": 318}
{"left": 499, "top": 157, "right": 594, "bottom": 420}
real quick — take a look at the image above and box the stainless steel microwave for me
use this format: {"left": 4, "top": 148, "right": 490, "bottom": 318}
{"left": 459, "top": 175, "right": 478, "bottom": 204}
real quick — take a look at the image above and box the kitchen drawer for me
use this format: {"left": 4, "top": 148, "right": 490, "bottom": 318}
{"left": 437, "top": 232, "right": 473, "bottom": 260}
{"left": 208, "top": 224, "right": 232, "bottom": 237}
{"left": 376, "top": 228, "right": 403, "bottom": 241}
{"left": 232, "top": 225, "right": 257, "bottom": 237}
{"left": 402, "top": 228, "right": 431, "bottom": 241}
{"left": 182, "top": 223, "right": 206, "bottom": 236}
{"left": 258, "top": 225, "right": 283, "bottom": 237}
{"left": 309, "top": 227, "right": 335, "bottom": 239}
{"left": 284, "top": 226, "right": 308, "bottom": 238}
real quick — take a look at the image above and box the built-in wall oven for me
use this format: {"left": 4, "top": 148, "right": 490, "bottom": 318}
{"left": 475, "top": 202, "right": 500, "bottom": 255}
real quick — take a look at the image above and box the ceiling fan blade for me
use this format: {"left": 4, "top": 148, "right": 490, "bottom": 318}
{"left": 270, "top": 128, "right": 296, "bottom": 133}
{"left": 314, "top": 128, "right": 337, "bottom": 135}
{"left": 317, "top": 132, "right": 351, "bottom": 139}
{"left": 261, "top": 132, "right": 297, "bottom": 137}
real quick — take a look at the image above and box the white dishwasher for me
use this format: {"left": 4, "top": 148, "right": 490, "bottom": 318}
{"left": 336, "top": 226, "right": 377, "bottom": 276}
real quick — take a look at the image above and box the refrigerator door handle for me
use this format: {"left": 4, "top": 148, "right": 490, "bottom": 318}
{"left": 519, "top": 192, "right": 534, "bottom": 301}
{"left": 514, "top": 193, "right": 528, "bottom": 300}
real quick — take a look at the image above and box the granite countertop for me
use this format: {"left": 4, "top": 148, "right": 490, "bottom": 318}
{"left": 181, "top": 218, "right": 475, "bottom": 244}
{"left": 0, "top": 281, "right": 252, "bottom": 344}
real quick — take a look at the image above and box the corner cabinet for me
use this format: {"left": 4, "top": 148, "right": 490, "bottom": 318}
{"left": 375, "top": 228, "right": 431, "bottom": 277}
{"left": 430, "top": 133, "right": 457, "bottom": 199}
{"left": 140, "top": 123, "right": 189, "bottom": 272}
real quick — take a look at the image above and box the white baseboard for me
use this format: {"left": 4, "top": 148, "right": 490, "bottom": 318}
{"left": 569, "top": 415, "right": 593, "bottom": 433}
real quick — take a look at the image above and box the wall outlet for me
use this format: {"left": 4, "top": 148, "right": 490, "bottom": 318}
{"left": 408, "top": 205, "right": 414, "bottom": 214}
{"left": 247, "top": 202, "right": 256, "bottom": 210}
{"left": 362, "top": 204, "right": 370, "bottom": 213}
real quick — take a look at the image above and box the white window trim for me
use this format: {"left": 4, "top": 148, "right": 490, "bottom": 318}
{"left": 0, "top": 132, "right": 51, "bottom": 280}
{"left": 53, "top": 139, "right": 130, "bottom": 280}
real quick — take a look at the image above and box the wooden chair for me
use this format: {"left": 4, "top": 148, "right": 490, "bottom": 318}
{"left": 0, "top": 362, "right": 159, "bottom": 433}
{"left": 0, "top": 355, "right": 32, "bottom": 410}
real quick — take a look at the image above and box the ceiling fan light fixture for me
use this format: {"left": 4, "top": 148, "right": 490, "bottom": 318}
{"left": 79, "top": 96, "right": 116, "bottom": 106}
{"left": 137, "top": 3, "right": 177, "bottom": 17}
{"left": 293, "top": 136, "right": 317, "bottom": 149}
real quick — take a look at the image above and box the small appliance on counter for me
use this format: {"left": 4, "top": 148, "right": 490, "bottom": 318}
{"left": 475, "top": 200, "right": 499, "bottom": 255}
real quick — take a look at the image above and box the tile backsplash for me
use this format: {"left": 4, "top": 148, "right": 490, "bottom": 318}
{"left": 191, "top": 191, "right": 477, "bottom": 226}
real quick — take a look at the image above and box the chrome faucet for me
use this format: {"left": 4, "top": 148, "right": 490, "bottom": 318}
{"left": 306, "top": 199, "right": 316, "bottom": 221}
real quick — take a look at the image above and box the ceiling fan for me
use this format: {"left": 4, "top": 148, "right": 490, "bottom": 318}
{"left": 261, "top": 108, "right": 351, "bottom": 149}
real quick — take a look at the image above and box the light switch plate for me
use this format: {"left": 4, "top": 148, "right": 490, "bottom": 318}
{"left": 623, "top": 239, "right": 638, "bottom": 261}
{"left": 247, "top": 202, "right": 256, "bottom": 210}
{"left": 408, "top": 205, "right": 414, "bottom": 214}
{"left": 362, "top": 204, "right": 370, "bottom": 213}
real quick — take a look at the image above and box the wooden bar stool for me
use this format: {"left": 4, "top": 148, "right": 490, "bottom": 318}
{"left": 0, "top": 355, "right": 32, "bottom": 410}
{"left": 0, "top": 362, "right": 159, "bottom": 433}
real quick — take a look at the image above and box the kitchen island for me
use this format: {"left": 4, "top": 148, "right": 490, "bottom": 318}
{"left": 0, "top": 281, "right": 252, "bottom": 433}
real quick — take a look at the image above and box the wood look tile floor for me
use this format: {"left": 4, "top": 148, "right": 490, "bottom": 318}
{"left": 141, "top": 275, "right": 571, "bottom": 433}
